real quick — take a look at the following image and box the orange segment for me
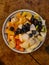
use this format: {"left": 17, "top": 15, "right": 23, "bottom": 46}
{"left": 15, "top": 39, "right": 22, "bottom": 45}
{"left": 19, "top": 47, "right": 24, "bottom": 52}
{"left": 16, "top": 12, "right": 22, "bottom": 18}
{"left": 15, "top": 35, "right": 19, "bottom": 39}
{"left": 16, "top": 45, "right": 24, "bottom": 52}
{"left": 5, "top": 29, "right": 14, "bottom": 35}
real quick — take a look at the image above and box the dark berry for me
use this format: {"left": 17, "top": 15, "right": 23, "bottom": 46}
{"left": 15, "top": 31, "right": 18, "bottom": 35}
{"left": 38, "top": 26, "right": 42, "bottom": 32}
{"left": 29, "top": 33, "right": 33, "bottom": 37}
{"left": 33, "top": 19, "right": 39, "bottom": 26}
{"left": 38, "top": 21, "right": 42, "bottom": 26}
{"left": 22, "top": 28, "right": 26, "bottom": 33}
{"left": 22, "top": 23, "right": 30, "bottom": 33}
{"left": 15, "top": 28, "right": 21, "bottom": 35}
{"left": 10, "top": 27, "right": 14, "bottom": 31}
{"left": 32, "top": 19, "right": 39, "bottom": 26}
{"left": 32, "top": 30, "right": 36, "bottom": 35}
{"left": 22, "top": 25, "right": 26, "bottom": 29}
{"left": 22, "top": 25, "right": 27, "bottom": 33}
{"left": 30, "top": 16, "right": 39, "bottom": 26}
{"left": 30, "top": 15, "right": 34, "bottom": 23}
{"left": 38, "top": 23, "right": 42, "bottom": 32}
{"left": 25, "top": 23, "right": 30, "bottom": 31}
{"left": 25, "top": 23, "right": 30, "bottom": 27}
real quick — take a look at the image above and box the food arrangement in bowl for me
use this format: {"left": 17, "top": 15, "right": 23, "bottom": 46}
{"left": 2, "top": 10, "right": 47, "bottom": 53}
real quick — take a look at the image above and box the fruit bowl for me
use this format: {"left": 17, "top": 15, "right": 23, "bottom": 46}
{"left": 2, "top": 9, "right": 47, "bottom": 53}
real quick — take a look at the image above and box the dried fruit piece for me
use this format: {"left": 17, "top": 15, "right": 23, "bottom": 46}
{"left": 15, "top": 35, "right": 19, "bottom": 39}
{"left": 19, "top": 34, "right": 23, "bottom": 42}
{"left": 9, "top": 36, "right": 16, "bottom": 48}
{"left": 19, "top": 47, "right": 25, "bottom": 52}
{"left": 5, "top": 29, "right": 14, "bottom": 35}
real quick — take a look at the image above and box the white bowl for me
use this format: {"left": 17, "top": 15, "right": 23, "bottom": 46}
{"left": 2, "top": 9, "right": 47, "bottom": 53}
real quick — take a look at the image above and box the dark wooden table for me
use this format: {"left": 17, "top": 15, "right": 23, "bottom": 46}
{"left": 0, "top": 0, "right": 49, "bottom": 65}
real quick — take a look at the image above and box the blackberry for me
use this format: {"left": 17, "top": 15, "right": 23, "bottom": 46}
{"left": 25, "top": 23, "right": 30, "bottom": 31}
{"left": 29, "top": 33, "right": 33, "bottom": 37}
{"left": 15, "top": 28, "right": 21, "bottom": 35}
{"left": 32, "top": 30, "right": 36, "bottom": 35}
{"left": 10, "top": 27, "right": 14, "bottom": 31}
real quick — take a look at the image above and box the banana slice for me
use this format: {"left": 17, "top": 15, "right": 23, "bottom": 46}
{"left": 20, "top": 36, "right": 35, "bottom": 49}
{"left": 26, "top": 42, "right": 39, "bottom": 52}
{"left": 11, "top": 18, "right": 17, "bottom": 23}
{"left": 19, "top": 34, "right": 23, "bottom": 42}
{"left": 27, "top": 31, "right": 32, "bottom": 34}
{"left": 9, "top": 41, "right": 15, "bottom": 48}
{"left": 18, "top": 24, "right": 22, "bottom": 29}
{"left": 20, "top": 41, "right": 29, "bottom": 49}
{"left": 26, "top": 38, "right": 40, "bottom": 52}
{"left": 30, "top": 24, "right": 36, "bottom": 31}
{"left": 37, "top": 35, "right": 44, "bottom": 41}
{"left": 22, "top": 34, "right": 29, "bottom": 41}
{"left": 28, "top": 38, "right": 35, "bottom": 46}
{"left": 42, "top": 20, "right": 45, "bottom": 25}
{"left": 8, "top": 36, "right": 16, "bottom": 48}
{"left": 40, "top": 32, "right": 46, "bottom": 37}
{"left": 19, "top": 34, "right": 29, "bottom": 42}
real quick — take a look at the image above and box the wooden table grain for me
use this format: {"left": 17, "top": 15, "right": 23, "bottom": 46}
{"left": 0, "top": 0, "right": 49, "bottom": 65}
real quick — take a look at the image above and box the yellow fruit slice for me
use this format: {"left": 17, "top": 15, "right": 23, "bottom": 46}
{"left": 5, "top": 29, "right": 14, "bottom": 35}
{"left": 15, "top": 35, "right": 19, "bottom": 39}
{"left": 22, "top": 12, "right": 32, "bottom": 20}
{"left": 34, "top": 13, "right": 39, "bottom": 19}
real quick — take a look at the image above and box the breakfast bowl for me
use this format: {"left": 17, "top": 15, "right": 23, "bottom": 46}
{"left": 2, "top": 9, "right": 47, "bottom": 53}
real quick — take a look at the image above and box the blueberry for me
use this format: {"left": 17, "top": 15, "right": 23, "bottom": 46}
{"left": 32, "top": 30, "right": 36, "bottom": 35}
{"left": 30, "top": 15, "right": 34, "bottom": 23}
{"left": 22, "top": 25, "right": 27, "bottom": 33}
{"left": 22, "top": 28, "right": 26, "bottom": 33}
{"left": 15, "top": 28, "right": 21, "bottom": 35}
{"left": 29, "top": 33, "right": 33, "bottom": 37}
{"left": 22, "top": 23, "right": 30, "bottom": 33}
{"left": 38, "top": 26, "right": 42, "bottom": 32}
{"left": 38, "top": 21, "right": 42, "bottom": 26}
{"left": 10, "top": 27, "right": 14, "bottom": 31}
{"left": 25, "top": 23, "right": 30, "bottom": 31}
{"left": 25, "top": 23, "right": 30, "bottom": 27}
{"left": 34, "top": 19, "right": 39, "bottom": 26}
{"left": 15, "top": 31, "right": 18, "bottom": 35}
{"left": 22, "top": 25, "right": 26, "bottom": 29}
{"left": 30, "top": 16, "right": 39, "bottom": 26}
{"left": 32, "top": 19, "right": 39, "bottom": 26}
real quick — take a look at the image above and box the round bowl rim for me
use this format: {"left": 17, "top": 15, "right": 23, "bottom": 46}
{"left": 2, "top": 9, "right": 47, "bottom": 53}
